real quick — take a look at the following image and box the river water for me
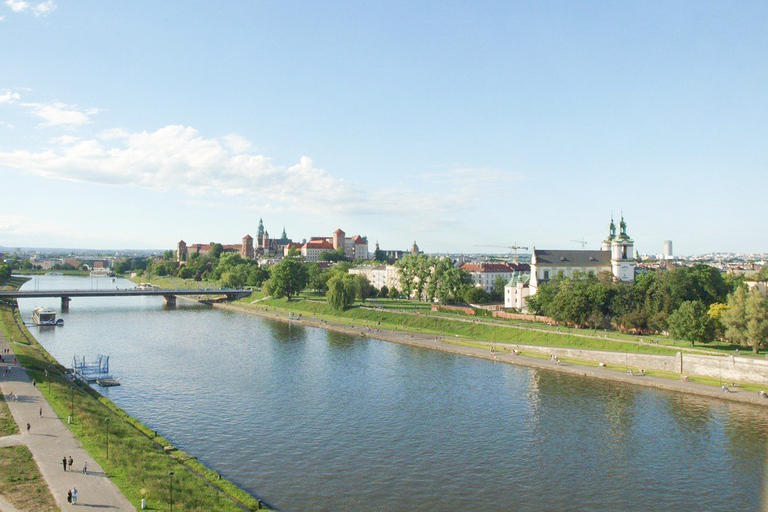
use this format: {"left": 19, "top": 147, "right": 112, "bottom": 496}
{"left": 17, "top": 275, "right": 768, "bottom": 511}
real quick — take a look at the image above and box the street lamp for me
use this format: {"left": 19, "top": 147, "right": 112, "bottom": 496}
{"left": 169, "top": 471, "right": 174, "bottom": 512}
{"left": 69, "top": 385, "right": 74, "bottom": 423}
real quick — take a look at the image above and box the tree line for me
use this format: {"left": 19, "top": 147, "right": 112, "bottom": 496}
{"left": 527, "top": 264, "right": 768, "bottom": 352}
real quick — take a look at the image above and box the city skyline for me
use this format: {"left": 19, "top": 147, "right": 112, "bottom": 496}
{"left": 1, "top": 2, "right": 767, "bottom": 255}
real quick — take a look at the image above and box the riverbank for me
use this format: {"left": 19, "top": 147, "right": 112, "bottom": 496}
{"left": 1, "top": 277, "right": 270, "bottom": 512}
{"left": 218, "top": 300, "right": 768, "bottom": 408}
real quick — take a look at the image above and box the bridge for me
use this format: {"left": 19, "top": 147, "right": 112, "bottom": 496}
{"left": 0, "top": 288, "right": 253, "bottom": 311}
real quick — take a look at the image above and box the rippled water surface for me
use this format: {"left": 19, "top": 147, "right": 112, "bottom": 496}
{"left": 18, "top": 276, "right": 768, "bottom": 511}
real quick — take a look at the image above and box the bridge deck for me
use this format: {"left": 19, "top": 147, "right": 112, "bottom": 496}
{"left": 0, "top": 289, "right": 252, "bottom": 299}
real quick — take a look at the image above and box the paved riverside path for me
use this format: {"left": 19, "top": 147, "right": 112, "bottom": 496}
{"left": 0, "top": 331, "right": 136, "bottom": 512}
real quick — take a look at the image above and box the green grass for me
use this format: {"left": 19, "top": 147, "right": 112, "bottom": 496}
{"left": 239, "top": 295, "right": 684, "bottom": 356}
{"left": 0, "top": 445, "right": 59, "bottom": 512}
{"left": 0, "top": 392, "right": 18, "bottom": 436}
{"left": 1, "top": 299, "right": 269, "bottom": 511}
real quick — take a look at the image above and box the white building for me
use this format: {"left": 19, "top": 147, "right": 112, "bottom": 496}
{"left": 504, "top": 271, "right": 532, "bottom": 310}
{"left": 349, "top": 265, "right": 402, "bottom": 292}
{"left": 529, "top": 215, "right": 636, "bottom": 298}
{"left": 663, "top": 240, "right": 673, "bottom": 260}
{"left": 460, "top": 262, "right": 526, "bottom": 293}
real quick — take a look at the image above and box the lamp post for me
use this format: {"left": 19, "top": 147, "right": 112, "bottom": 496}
{"left": 169, "top": 471, "right": 174, "bottom": 512}
{"left": 69, "top": 385, "right": 74, "bottom": 423}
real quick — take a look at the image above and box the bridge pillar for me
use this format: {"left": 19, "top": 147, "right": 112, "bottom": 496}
{"left": 61, "top": 296, "right": 71, "bottom": 312}
{"left": 163, "top": 295, "right": 177, "bottom": 307}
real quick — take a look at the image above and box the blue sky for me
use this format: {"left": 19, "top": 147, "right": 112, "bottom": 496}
{"left": 1, "top": 1, "right": 766, "bottom": 256}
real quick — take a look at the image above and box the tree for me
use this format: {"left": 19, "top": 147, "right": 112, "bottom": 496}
{"left": 667, "top": 300, "right": 712, "bottom": 346}
{"left": 429, "top": 259, "right": 471, "bottom": 304}
{"left": 707, "top": 302, "right": 728, "bottom": 340}
{"left": 320, "top": 249, "right": 346, "bottom": 262}
{"left": 744, "top": 289, "right": 768, "bottom": 354}
{"left": 490, "top": 276, "right": 507, "bottom": 302}
{"left": 353, "top": 275, "right": 374, "bottom": 303}
{"left": 163, "top": 250, "right": 175, "bottom": 260}
{"left": 461, "top": 285, "right": 487, "bottom": 304}
{"left": 326, "top": 274, "right": 356, "bottom": 311}
{"left": 209, "top": 243, "right": 224, "bottom": 260}
{"left": 0, "top": 262, "right": 10, "bottom": 283}
{"left": 721, "top": 287, "right": 748, "bottom": 345}
{"left": 265, "top": 258, "right": 308, "bottom": 300}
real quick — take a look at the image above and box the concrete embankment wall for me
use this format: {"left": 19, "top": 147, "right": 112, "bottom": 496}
{"left": 683, "top": 354, "right": 768, "bottom": 385}
{"left": 510, "top": 344, "right": 768, "bottom": 385}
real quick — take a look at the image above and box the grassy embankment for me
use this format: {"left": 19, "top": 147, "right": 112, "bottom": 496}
{"left": 1, "top": 277, "right": 269, "bottom": 512}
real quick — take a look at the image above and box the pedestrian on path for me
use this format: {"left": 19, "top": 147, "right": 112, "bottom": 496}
{"left": 26, "top": 422, "right": 30, "bottom": 433}
{"left": 39, "top": 406, "right": 43, "bottom": 418}
{"left": 68, "top": 456, "right": 73, "bottom": 471}
{"left": 72, "top": 487, "right": 78, "bottom": 504}
{"left": 67, "top": 489, "right": 72, "bottom": 504}
{"left": 63, "top": 456, "right": 68, "bottom": 471}
{"left": 82, "top": 461, "right": 88, "bottom": 474}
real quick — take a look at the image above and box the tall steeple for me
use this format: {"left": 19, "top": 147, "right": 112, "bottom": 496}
{"left": 257, "top": 218, "right": 265, "bottom": 240}
{"left": 281, "top": 226, "right": 287, "bottom": 240}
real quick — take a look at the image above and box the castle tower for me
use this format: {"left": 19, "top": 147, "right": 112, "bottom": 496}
{"left": 177, "top": 240, "right": 187, "bottom": 262}
{"left": 411, "top": 241, "right": 419, "bottom": 254}
{"left": 262, "top": 230, "right": 270, "bottom": 251}
{"left": 333, "top": 229, "right": 345, "bottom": 250}
{"left": 610, "top": 214, "right": 635, "bottom": 282}
{"left": 242, "top": 235, "right": 254, "bottom": 259}
{"left": 257, "top": 218, "right": 265, "bottom": 246}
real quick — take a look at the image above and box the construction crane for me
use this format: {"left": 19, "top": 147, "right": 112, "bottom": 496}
{"left": 475, "top": 242, "right": 529, "bottom": 263}
{"left": 570, "top": 238, "right": 588, "bottom": 249}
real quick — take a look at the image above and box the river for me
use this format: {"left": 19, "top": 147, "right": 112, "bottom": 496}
{"left": 17, "top": 275, "right": 768, "bottom": 511}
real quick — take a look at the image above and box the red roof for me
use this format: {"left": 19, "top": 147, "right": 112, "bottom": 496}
{"left": 352, "top": 235, "right": 366, "bottom": 244}
{"left": 303, "top": 239, "right": 335, "bottom": 250}
{"left": 334, "top": 228, "right": 345, "bottom": 234}
{"left": 461, "top": 263, "right": 515, "bottom": 273}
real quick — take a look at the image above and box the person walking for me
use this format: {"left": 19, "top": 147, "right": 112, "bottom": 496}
{"left": 39, "top": 406, "right": 43, "bottom": 418}
{"left": 67, "top": 489, "right": 72, "bottom": 504}
{"left": 26, "top": 422, "right": 30, "bottom": 433}
{"left": 68, "top": 456, "right": 73, "bottom": 471}
{"left": 82, "top": 461, "right": 88, "bottom": 474}
{"left": 72, "top": 487, "right": 78, "bottom": 504}
{"left": 63, "top": 456, "right": 68, "bottom": 471}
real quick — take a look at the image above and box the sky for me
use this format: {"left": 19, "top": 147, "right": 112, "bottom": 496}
{"left": 1, "top": 1, "right": 766, "bottom": 256}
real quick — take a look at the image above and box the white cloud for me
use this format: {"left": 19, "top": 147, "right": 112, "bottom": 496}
{"left": 32, "top": 0, "right": 55, "bottom": 16}
{"left": 0, "top": 91, "right": 21, "bottom": 103}
{"left": 5, "top": 0, "right": 28, "bottom": 12}
{"left": 0, "top": 124, "right": 519, "bottom": 226}
{"left": 21, "top": 101, "right": 98, "bottom": 126}
{"left": 49, "top": 135, "right": 80, "bottom": 145}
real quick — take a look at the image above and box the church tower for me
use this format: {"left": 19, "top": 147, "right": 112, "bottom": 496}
{"left": 601, "top": 215, "right": 616, "bottom": 251}
{"left": 610, "top": 214, "right": 635, "bottom": 282}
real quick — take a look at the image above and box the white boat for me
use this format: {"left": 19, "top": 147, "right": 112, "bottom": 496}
{"left": 32, "top": 307, "right": 63, "bottom": 326}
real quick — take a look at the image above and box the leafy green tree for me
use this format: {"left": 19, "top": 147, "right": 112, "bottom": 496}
{"left": 326, "top": 274, "right": 356, "bottom": 311}
{"left": 461, "top": 285, "right": 487, "bottom": 304}
{"left": 745, "top": 289, "right": 768, "bottom": 353}
{"left": 380, "top": 285, "right": 389, "bottom": 298}
{"left": 668, "top": 300, "right": 712, "bottom": 345}
{"left": 428, "top": 258, "right": 471, "bottom": 304}
{"left": 353, "top": 275, "right": 374, "bottom": 303}
{"left": 489, "top": 276, "right": 507, "bottom": 302}
{"left": 163, "top": 250, "right": 175, "bottom": 260}
{"left": 756, "top": 265, "right": 768, "bottom": 281}
{"left": 707, "top": 302, "right": 728, "bottom": 340}
{"left": 0, "top": 262, "right": 10, "bottom": 283}
{"left": 265, "top": 258, "right": 308, "bottom": 300}
{"left": 320, "top": 249, "right": 346, "bottom": 262}
{"left": 209, "top": 243, "right": 224, "bottom": 260}
{"left": 721, "top": 287, "right": 748, "bottom": 346}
